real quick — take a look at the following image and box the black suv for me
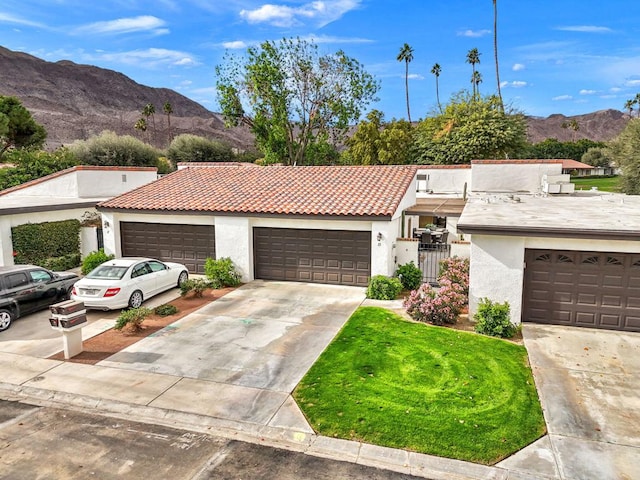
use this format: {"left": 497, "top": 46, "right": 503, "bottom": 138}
{"left": 0, "top": 265, "right": 79, "bottom": 332}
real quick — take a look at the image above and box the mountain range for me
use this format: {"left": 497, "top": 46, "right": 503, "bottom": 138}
{"left": 0, "top": 46, "right": 631, "bottom": 151}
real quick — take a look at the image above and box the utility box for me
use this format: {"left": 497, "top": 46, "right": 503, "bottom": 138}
{"left": 49, "top": 300, "right": 87, "bottom": 359}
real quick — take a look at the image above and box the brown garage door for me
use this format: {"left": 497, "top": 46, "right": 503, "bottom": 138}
{"left": 523, "top": 249, "right": 640, "bottom": 332}
{"left": 253, "top": 227, "right": 370, "bottom": 287}
{"left": 121, "top": 222, "right": 215, "bottom": 274}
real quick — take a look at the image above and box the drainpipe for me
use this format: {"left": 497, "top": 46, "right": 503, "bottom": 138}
{"left": 401, "top": 211, "right": 405, "bottom": 238}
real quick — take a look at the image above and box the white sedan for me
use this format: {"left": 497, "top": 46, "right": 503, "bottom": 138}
{"left": 71, "top": 258, "right": 189, "bottom": 310}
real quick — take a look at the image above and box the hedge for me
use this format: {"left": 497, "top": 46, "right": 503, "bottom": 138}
{"left": 12, "top": 219, "right": 81, "bottom": 269}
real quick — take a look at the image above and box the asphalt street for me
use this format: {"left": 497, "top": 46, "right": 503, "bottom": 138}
{"left": 0, "top": 400, "right": 427, "bottom": 480}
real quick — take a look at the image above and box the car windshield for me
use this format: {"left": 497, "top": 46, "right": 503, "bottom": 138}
{"left": 86, "top": 265, "right": 129, "bottom": 280}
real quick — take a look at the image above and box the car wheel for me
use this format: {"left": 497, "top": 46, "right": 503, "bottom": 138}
{"left": 177, "top": 271, "right": 188, "bottom": 287}
{"left": 0, "top": 309, "right": 13, "bottom": 332}
{"left": 63, "top": 286, "right": 73, "bottom": 301}
{"left": 128, "top": 290, "right": 144, "bottom": 309}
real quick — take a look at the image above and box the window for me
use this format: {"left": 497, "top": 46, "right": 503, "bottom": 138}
{"left": 416, "top": 174, "right": 428, "bottom": 192}
{"left": 148, "top": 261, "right": 167, "bottom": 272}
{"left": 29, "top": 270, "right": 52, "bottom": 283}
{"left": 132, "top": 263, "right": 152, "bottom": 278}
{"left": 5, "top": 273, "right": 29, "bottom": 289}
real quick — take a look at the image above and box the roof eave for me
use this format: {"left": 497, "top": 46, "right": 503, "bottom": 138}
{"left": 457, "top": 223, "right": 640, "bottom": 241}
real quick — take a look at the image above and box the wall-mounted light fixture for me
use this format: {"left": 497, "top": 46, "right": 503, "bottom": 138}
{"left": 377, "top": 232, "right": 383, "bottom": 242}
{"left": 104, "top": 220, "right": 111, "bottom": 229}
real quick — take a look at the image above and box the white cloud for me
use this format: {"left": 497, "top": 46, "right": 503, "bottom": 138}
{"left": 240, "top": 0, "right": 361, "bottom": 28}
{"left": 625, "top": 79, "right": 640, "bottom": 87}
{"left": 407, "top": 73, "right": 424, "bottom": 80}
{"left": 92, "top": 48, "right": 199, "bottom": 68}
{"left": 556, "top": 25, "right": 612, "bottom": 33}
{"left": 599, "top": 94, "right": 617, "bottom": 99}
{"left": 579, "top": 89, "right": 596, "bottom": 95}
{"left": 75, "top": 15, "right": 168, "bottom": 35}
{"left": 0, "top": 12, "right": 46, "bottom": 28}
{"left": 457, "top": 29, "right": 491, "bottom": 38}
{"left": 222, "top": 40, "right": 249, "bottom": 49}
{"left": 500, "top": 81, "right": 528, "bottom": 88}
{"left": 610, "top": 87, "right": 622, "bottom": 93}
{"left": 512, "top": 63, "right": 525, "bottom": 71}
{"left": 552, "top": 95, "right": 573, "bottom": 101}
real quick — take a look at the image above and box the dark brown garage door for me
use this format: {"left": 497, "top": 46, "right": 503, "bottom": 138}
{"left": 523, "top": 249, "right": 640, "bottom": 332}
{"left": 121, "top": 222, "right": 215, "bottom": 274}
{"left": 253, "top": 227, "right": 370, "bottom": 287}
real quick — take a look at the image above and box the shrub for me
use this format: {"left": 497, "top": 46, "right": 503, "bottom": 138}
{"left": 180, "top": 278, "right": 212, "bottom": 298}
{"left": 82, "top": 249, "right": 115, "bottom": 275}
{"left": 403, "top": 279, "right": 466, "bottom": 325}
{"left": 114, "top": 307, "right": 152, "bottom": 332}
{"left": 204, "top": 257, "right": 241, "bottom": 288}
{"left": 474, "top": 298, "right": 516, "bottom": 338}
{"left": 366, "top": 275, "right": 403, "bottom": 300}
{"left": 154, "top": 304, "right": 178, "bottom": 316}
{"left": 12, "top": 219, "right": 80, "bottom": 266}
{"left": 395, "top": 261, "right": 422, "bottom": 290}
{"left": 438, "top": 256, "right": 470, "bottom": 295}
{"left": 166, "top": 134, "right": 234, "bottom": 165}
{"left": 69, "top": 130, "right": 162, "bottom": 167}
{"left": 0, "top": 148, "right": 78, "bottom": 190}
{"left": 43, "top": 253, "right": 81, "bottom": 271}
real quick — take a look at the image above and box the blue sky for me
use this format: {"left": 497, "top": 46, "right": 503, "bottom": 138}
{"left": 1, "top": 0, "right": 640, "bottom": 119}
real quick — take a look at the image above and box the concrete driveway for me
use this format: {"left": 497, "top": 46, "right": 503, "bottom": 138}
{"left": 100, "top": 281, "right": 365, "bottom": 392}
{"left": 499, "top": 324, "right": 640, "bottom": 479}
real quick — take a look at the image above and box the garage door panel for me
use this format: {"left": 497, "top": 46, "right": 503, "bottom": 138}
{"left": 524, "top": 249, "right": 639, "bottom": 332}
{"left": 254, "top": 227, "right": 370, "bottom": 287}
{"left": 121, "top": 222, "right": 215, "bottom": 274}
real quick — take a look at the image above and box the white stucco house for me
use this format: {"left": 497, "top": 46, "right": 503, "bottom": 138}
{"left": 0, "top": 166, "right": 158, "bottom": 266}
{"left": 95, "top": 160, "right": 639, "bottom": 333}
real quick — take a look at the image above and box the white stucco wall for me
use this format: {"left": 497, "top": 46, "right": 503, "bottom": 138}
{"left": 468, "top": 235, "right": 526, "bottom": 325}
{"left": 2, "top": 174, "right": 79, "bottom": 198}
{"left": 76, "top": 169, "right": 157, "bottom": 198}
{"left": 215, "top": 216, "right": 252, "bottom": 282}
{"left": 416, "top": 168, "right": 471, "bottom": 195}
{"left": 395, "top": 238, "right": 419, "bottom": 267}
{"left": 80, "top": 227, "right": 99, "bottom": 258}
{"left": 471, "top": 163, "right": 562, "bottom": 193}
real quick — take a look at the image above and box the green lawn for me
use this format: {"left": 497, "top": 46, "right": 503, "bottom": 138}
{"left": 293, "top": 307, "right": 546, "bottom": 465}
{"left": 571, "top": 175, "right": 620, "bottom": 192}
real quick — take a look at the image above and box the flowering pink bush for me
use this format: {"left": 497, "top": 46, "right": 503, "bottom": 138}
{"left": 403, "top": 279, "right": 466, "bottom": 325}
{"left": 438, "top": 256, "right": 469, "bottom": 296}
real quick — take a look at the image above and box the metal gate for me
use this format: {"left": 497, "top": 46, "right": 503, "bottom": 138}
{"left": 419, "top": 245, "right": 451, "bottom": 285}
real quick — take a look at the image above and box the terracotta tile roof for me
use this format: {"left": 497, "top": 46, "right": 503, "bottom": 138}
{"left": 561, "top": 159, "right": 594, "bottom": 170}
{"left": 417, "top": 164, "right": 472, "bottom": 169}
{"left": 0, "top": 165, "right": 157, "bottom": 197}
{"left": 98, "top": 165, "right": 418, "bottom": 218}
{"left": 472, "top": 159, "right": 564, "bottom": 165}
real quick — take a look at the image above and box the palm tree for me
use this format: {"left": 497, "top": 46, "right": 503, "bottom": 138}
{"left": 397, "top": 43, "right": 414, "bottom": 123}
{"left": 624, "top": 99, "right": 635, "bottom": 116}
{"left": 466, "top": 48, "right": 481, "bottom": 98}
{"left": 431, "top": 63, "right": 442, "bottom": 113}
{"left": 134, "top": 117, "right": 148, "bottom": 142}
{"left": 163, "top": 101, "right": 173, "bottom": 143}
{"left": 142, "top": 103, "right": 156, "bottom": 140}
{"left": 493, "top": 0, "right": 503, "bottom": 110}
{"left": 471, "top": 71, "right": 483, "bottom": 98}
{"left": 635, "top": 93, "right": 640, "bottom": 118}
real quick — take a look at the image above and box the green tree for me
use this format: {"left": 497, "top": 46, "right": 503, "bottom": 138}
{"left": 493, "top": 0, "right": 503, "bottom": 109}
{"left": 517, "top": 138, "right": 604, "bottom": 161}
{"left": 471, "top": 71, "right": 483, "bottom": 96}
{"left": 163, "top": 101, "right": 173, "bottom": 143}
{"left": 635, "top": 93, "right": 640, "bottom": 118}
{"left": 69, "top": 130, "right": 161, "bottom": 167}
{"left": 466, "top": 48, "right": 481, "bottom": 99}
{"left": 581, "top": 147, "right": 611, "bottom": 168}
{"left": 166, "top": 134, "right": 234, "bottom": 165}
{"left": 413, "top": 91, "right": 526, "bottom": 164}
{"left": 431, "top": 63, "right": 442, "bottom": 113}
{"left": 142, "top": 103, "right": 156, "bottom": 138}
{"left": 397, "top": 43, "right": 414, "bottom": 123}
{"left": 0, "top": 96, "right": 47, "bottom": 159}
{"left": 134, "top": 117, "right": 148, "bottom": 142}
{"left": 0, "top": 148, "right": 78, "bottom": 190}
{"left": 343, "top": 110, "right": 414, "bottom": 165}
{"left": 215, "top": 37, "right": 379, "bottom": 166}
{"left": 561, "top": 118, "right": 580, "bottom": 141}
{"left": 607, "top": 119, "right": 640, "bottom": 193}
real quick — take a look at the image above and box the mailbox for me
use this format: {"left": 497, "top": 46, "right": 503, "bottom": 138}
{"left": 49, "top": 300, "right": 87, "bottom": 328}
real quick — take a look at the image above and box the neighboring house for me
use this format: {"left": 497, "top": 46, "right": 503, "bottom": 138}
{"left": 97, "top": 164, "right": 418, "bottom": 284}
{"left": 96, "top": 159, "right": 639, "bottom": 333}
{"left": 561, "top": 159, "right": 594, "bottom": 177}
{"left": 0, "top": 166, "right": 158, "bottom": 267}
